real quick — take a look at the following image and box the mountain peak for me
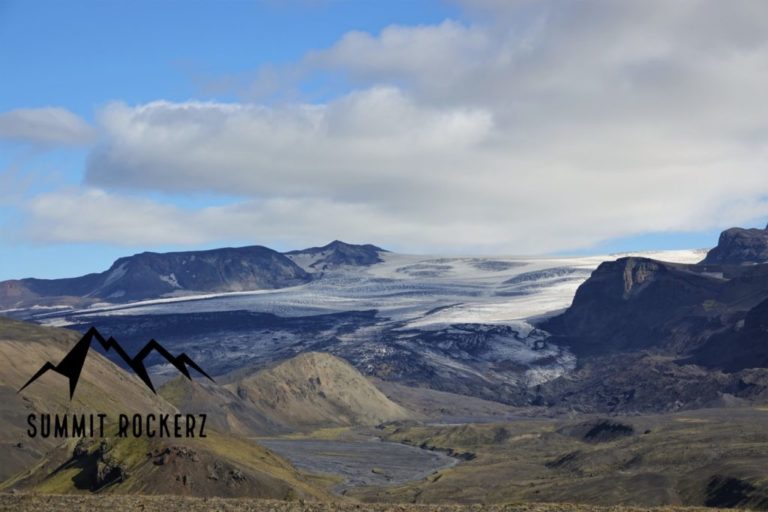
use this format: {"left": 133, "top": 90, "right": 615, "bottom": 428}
{"left": 285, "top": 241, "right": 387, "bottom": 272}
{"left": 320, "top": 240, "right": 387, "bottom": 252}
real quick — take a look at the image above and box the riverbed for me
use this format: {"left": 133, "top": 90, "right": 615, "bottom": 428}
{"left": 259, "top": 437, "right": 457, "bottom": 493}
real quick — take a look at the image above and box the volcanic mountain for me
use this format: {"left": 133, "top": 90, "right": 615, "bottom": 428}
{"left": 0, "top": 245, "right": 312, "bottom": 308}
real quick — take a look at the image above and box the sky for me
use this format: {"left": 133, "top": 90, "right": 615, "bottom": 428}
{"left": 1, "top": 0, "right": 767, "bottom": 280}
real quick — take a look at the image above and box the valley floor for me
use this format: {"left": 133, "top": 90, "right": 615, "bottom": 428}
{"left": 347, "top": 407, "right": 768, "bottom": 508}
{"left": 0, "top": 494, "right": 730, "bottom": 512}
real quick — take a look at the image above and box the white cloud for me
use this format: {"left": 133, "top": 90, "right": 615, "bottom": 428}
{"left": 23, "top": 189, "right": 205, "bottom": 246}
{"left": 21, "top": 189, "right": 460, "bottom": 251}
{"left": 22, "top": 1, "right": 768, "bottom": 252}
{"left": 0, "top": 107, "right": 94, "bottom": 146}
{"left": 85, "top": 89, "right": 493, "bottom": 203}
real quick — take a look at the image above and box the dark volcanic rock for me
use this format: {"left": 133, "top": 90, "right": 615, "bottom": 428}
{"left": 535, "top": 249, "right": 768, "bottom": 406}
{"left": 539, "top": 257, "right": 724, "bottom": 355}
{"left": 538, "top": 248, "right": 768, "bottom": 378}
{"left": 285, "top": 240, "right": 386, "bottom": 271}
{"left": 0, "top": 245, "right": 312, "bottom": 307}
{"left": 686, "top": 296, "right": 768, "bottom": 372}
{"left": 532, "top": 353, "right": 755, "bottom": 413}
{"left": 701, "top": 225, "right": 768, "bottom": 265}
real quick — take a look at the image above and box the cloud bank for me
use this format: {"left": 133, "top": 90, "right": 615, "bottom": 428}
{"left": 17, "top": 1, "right": 768, "bottom": 252}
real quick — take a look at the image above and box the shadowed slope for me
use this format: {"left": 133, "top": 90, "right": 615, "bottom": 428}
{"left": 18, "top": 327, "right": 213, "bottom": 397}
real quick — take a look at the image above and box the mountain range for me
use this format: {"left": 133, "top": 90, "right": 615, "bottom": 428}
{"left": 6, "top": 225, "right": 768, "bottom": 411}
{"left": 6, "top": 227, "right": 768, "bottom": 414}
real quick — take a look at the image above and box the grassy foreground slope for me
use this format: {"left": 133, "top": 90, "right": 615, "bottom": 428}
{"left": 0, "top": 317, "right": 330, "bottom": 499}
{"left": 0, "top": 317, "right": 172, "bottom": 482}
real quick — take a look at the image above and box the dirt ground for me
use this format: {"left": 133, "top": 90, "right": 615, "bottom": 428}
{"left": 0, "top": 494, "right": 729, "bottom": 512}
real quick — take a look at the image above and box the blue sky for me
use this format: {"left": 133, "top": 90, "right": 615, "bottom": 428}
{"left": 0, "top": 1, "right": 460, "bottom": 113}
{"left": 1, "top": 1, "right": 766, "bottom": 280}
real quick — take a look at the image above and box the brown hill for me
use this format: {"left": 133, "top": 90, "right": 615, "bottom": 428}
{"left": 159, "top": 375, "right": 288, "bottom": 436}
{"left": 229, "top": 352, "right": 410, "bottom": 429}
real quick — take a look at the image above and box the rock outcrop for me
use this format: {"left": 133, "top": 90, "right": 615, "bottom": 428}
{"left": 700, "top": 225, "right": 768, "bottom": 265}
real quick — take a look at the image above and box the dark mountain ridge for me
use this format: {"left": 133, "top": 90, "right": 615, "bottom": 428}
{"left": 542, "top": 258, "right": 727, "bottom": 355}
{"left": 0, "top": 241, "right": 381, "bottom": 309}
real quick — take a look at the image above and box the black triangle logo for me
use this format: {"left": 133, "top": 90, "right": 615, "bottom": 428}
{"left": 18, "top": 327, "right": 214, "bottom": 399}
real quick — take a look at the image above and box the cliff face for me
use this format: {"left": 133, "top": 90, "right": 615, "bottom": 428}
{"left": 541, "top": 230, "right": 768, "bottom": 373}
{"left": 533, "top": 242, "right": 768, "bottom": 411}
{"left": 540, "top": 257, "right": 725, "bottom": 355}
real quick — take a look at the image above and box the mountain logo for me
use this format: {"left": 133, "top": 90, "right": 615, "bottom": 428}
{"left": 18, "top": 327, "right": 214, "bottom": 399}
